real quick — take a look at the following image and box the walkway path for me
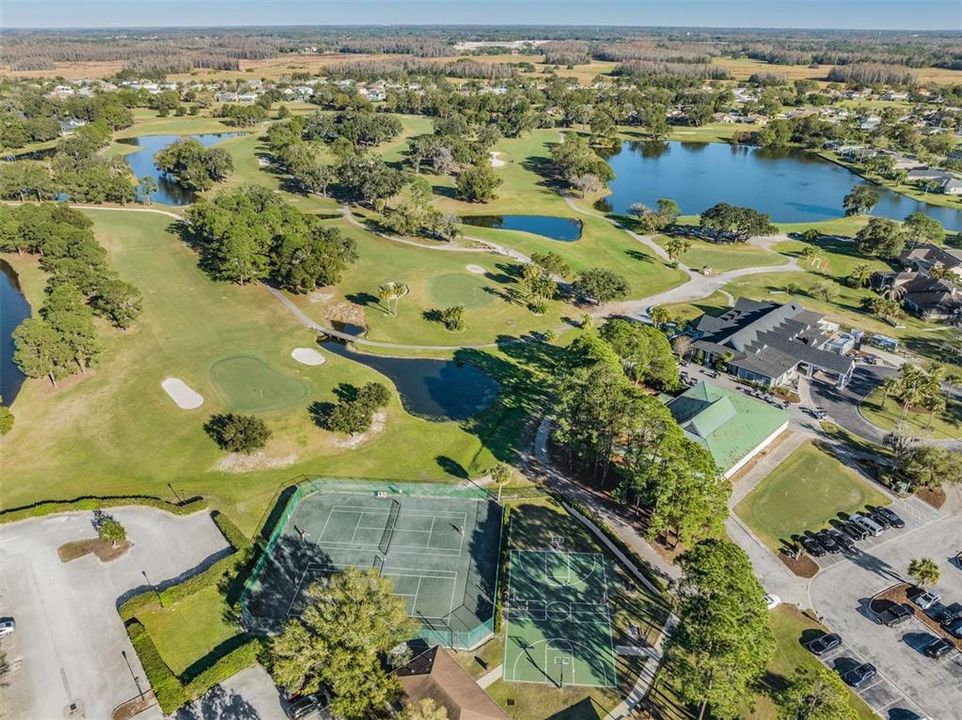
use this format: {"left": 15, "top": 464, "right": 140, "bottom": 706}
{"left": 476, "top": 664, "right": 502, "bottom": 689}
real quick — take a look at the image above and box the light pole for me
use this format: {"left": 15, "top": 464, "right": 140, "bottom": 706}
{"left": 142, "top": 570, "right": 163, "bottom": 607}
{"left": 167, "top": 482, "right": 182, "bottom": 503}
{"left": 121, "top": 650, "right": 145, "bottom": 702}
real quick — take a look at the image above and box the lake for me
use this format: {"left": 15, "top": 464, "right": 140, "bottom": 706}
{"left": 319, "top": 341, "right": 499, "bottom": 421}
{"left": 118, "top": 133, "right": 243, "bottom": 206}
{"left": 462, "top": 214, "right": 583, "bottom": 241}
{"left": 1, "top": 260, "right": 31, "bottom": 405}
{"left": 600, "top": 140, "right": 962, "bottom": 228}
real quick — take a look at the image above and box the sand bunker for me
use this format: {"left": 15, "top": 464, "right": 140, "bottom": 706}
{"left": 161, "top": 378, "right": 203, "bottom": 409}
{"left": 489, "top": 151, "right": 505, "bottom": 168}
{"left": 466, "top": 264, "right": 487, "bottom": 275}
{"left": 291, "top": 347, "right": 326, "bottom": 366}
{"left": 216, "top": 451, "right": 298, "bottom": 474}
{"left": 332, "top": 410, "right": 387, "bottom": 449}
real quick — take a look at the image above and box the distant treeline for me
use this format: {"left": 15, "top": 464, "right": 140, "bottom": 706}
{"left": 592, "top": 40, "right": 720, "bottom": 64}
{"left": 613, "top": 61, "right": 730, "bottom": 81}
{"left": 826, "top": 63, "right": 918, "bottom": 86}
{"left": 324, "top": 57, "right": 517, "bottom": 80}
{"left": 739, "top": 39, "right": 962, "bottom": 70}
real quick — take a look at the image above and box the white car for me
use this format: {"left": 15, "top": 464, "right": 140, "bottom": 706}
{"left": 0, "top": 619, "right": 16, "bottom": 637}
{"left": 911, "top": 591, "right": 940, "bottom": 610}
{"left": 764, "top": 594, "right": 781, "bottom": 610}
{"left": 851, "top": 513, "right": 884, "bottom": 537}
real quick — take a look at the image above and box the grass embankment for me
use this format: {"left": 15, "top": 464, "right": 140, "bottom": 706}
{"left": 861, "top": 389, "right": 962, "bottom": 441}
{"left": 734, "top": 441, "right": 890, "bottom": 553}
{"left": 653, "top": 235, "right": 787, "bottom": 272}
{"left": 1, "top": 210, "right": 508, "bottom": 534}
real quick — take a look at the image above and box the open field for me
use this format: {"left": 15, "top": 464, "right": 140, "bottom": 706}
{"left": 653, "top": 235, "right": 788, "bottom": 272}
{"left": 734, "top": 441, "right": 891, "bottom": 552}
{"left": 711, "top": 56, "right": 962, "bottom": 85}
{"left": 0, "top": 210, "right": 505, "bottom": 533}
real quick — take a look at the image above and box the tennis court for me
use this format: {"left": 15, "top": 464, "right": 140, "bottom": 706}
{"left": 241, "top": 480, "right": 502, "bottom": 649}
{"left": 503, "top": 549, "right": 617, "bottom": 688}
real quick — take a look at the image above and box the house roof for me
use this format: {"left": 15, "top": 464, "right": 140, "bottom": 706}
{"left": 397, "top": 646, "right": 509, "bottom": 720}
{"left": 693, "top": 298, "right": 854, "bottom": 380}
{"left": 667, "top": 381, "right": 789, "bottom": 475}
{"left": 900, "top": 243, "right": 962, "bottom": 270}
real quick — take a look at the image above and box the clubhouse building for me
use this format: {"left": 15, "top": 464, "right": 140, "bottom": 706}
{"left": 690, "top": 298, "right": 855, "bottom": 389}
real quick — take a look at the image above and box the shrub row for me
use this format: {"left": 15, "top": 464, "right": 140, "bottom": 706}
{"left": 126, "top": 620, "right": 189, "bottom": 714}
{"left": 493, "top": 504, "right": 511, "bottom": 634}
{"left": 0, "top": 495, "right": 206, "bottom": 525}
{"left": 211, "top": 509, "right": 252, "bottom": 551}
{"left": 182, "top": 639, "right": 261, "bottom": 698}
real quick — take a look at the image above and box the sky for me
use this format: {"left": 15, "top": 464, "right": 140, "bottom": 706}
{"left": 2, "top": 0, "right": 960, "bottom": 31}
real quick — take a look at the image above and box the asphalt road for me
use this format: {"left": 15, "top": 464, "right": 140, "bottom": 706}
{"left": 811, "top": 365, "right": 895, "bottom": 445}
{"left": 0, "top": 508, "right": 230, "bottom": 720}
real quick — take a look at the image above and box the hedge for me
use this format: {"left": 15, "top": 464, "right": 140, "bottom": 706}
{"left": 211, "top": 510, "right": 252, "bottom": 551}
{"left": 0, "top": 495, "right": 206, "bottom": 524}
{"left": 126, "top": 620, "right": 188, "bottom": 714}
{"left": 183, "top": 639, "right": 261, "bottom": 698}
{"left": 494, "top": 504, "right": 511, "bottom": 634}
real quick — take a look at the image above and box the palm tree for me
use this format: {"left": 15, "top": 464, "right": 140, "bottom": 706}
{"left": 140, "top": 176, "right": 158, "bottom": 205}
{"left": 847, "top": 262, "right": 873, "bottom": 288}
{"left": 801, "top": 244, "right": 823, "bottom": 268}
{"left": 880, "top": 282, "right": 906, "bottom": 302}
{"left": 664, "top": 236, "right": 691, "bottom": 263}
{"left": 908, "top": 557, "right": 940, "bottom": 588}
{"left": 378, "top": 282, "right": 408, "bottom": 316}
{"left": 650, "top": 306, "right": 670, "bottom": 328}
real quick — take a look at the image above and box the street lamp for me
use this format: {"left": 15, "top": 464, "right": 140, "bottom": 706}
{"left": 167, "top": 482, "right": 183, "bottom": 503}
{"left": 121, "top": 650, "right": 145, "bottom": 702}
{"left": 142, "top": 570, "right": 163, "bottom": 607}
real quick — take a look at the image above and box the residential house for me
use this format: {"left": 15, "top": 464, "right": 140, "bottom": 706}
{"left": 396, "top": 646, "right": 509, "bottom": 720}
{"left": 691, "top": 298, "right": 856, "bottom": 388}
{"left": 666, "top": 381, "right": 789, "bottom": 479}
{"left": 900, "top": 243, "right": 962, "bottom": 279}
{"left": 941, "top": 177, "right": 962, "bottom": 195}
{"left": 214, "top": 91, "right": 239, "bottom": 103}
{"left": 879, "top": 271, "right": 962, "bottom": 321}
{"left": 906, "top": 167, "right": 953, "bottom": 183}
{"left": 58, "top": 118, "right": 87, "bottom": 136}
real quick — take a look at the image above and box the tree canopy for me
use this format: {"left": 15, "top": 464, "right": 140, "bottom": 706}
{"left": 699, "top": 203, "right": 777, "bottom": 243}
{"left": 154, "top": 138, "right": 233, "bottom": 191}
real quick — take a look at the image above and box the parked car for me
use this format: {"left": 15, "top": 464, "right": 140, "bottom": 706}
{"left": 287, "top": 697, "right": 318, "bottom": 720}
{"left": 924, "top": 637, "right": 954, "bottom": 659}
{"left": 851, "top": 513, "right": 884, "bottom": 537}
{"left": 812, "top": 407, "right": 827, "bottom": 419}
{"left": 839, "top": 520, "right": 868, "bottom": 541}
{"left": 806, "top": 632, "right": 842, "bottom": 656}
{"left": 910, "top": 590, "right": 940, "bottom": 610}
{"left": 0, "top": 619, "right": 15, "bottom": 638}
{"left": 764, "top": 594, "right": 781, "bottom": 610}
{"left": 815, "top": 530, "right": 841, "bottom": 554}
{"left": 931, "top": 608, "right": 962, "bottom": 627}
{"left": 842, "top": 662, "right": 877, "bottom": 688}
{"left": 872, "top": 507, "right": 905, "bottom": 529}
{"left": 945, "top": 618, "right": 962, "bottom": 639}
{"left": 878, "top": 602, "right": 914, "bottom": 627}
{"left": 827, "top": 529, "right": 855, "bottom": 553}
{"left": 800, "top": 535, "right": 827, "bottom": 557}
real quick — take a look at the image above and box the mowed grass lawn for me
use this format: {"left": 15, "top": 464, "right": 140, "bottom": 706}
{"left": 136, "top": 585, "right": 241, "bottom": 676}
{"left": 861, "top": 388, "right": 962, "bottom": 442}
{"left": 734, "top": 441, "right": 890, "bottom": 552}
{"left": 652, "top": 235, "right": 788, "bottom": 272}
{"left": 1, "top": 210, "right": 504, "bottom": 533}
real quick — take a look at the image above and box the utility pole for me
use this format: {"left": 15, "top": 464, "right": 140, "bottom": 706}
{"left": 121, "top": 650, "right": 145, "bottom": 702}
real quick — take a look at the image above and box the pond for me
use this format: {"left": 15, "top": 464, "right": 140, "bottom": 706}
{"left": 599, "top": 140, "right": 962, "bottom": 228}
{"left": 461, "top": 214, "right": 583, "bottom": 241}
{"left": 117, "top": 133, "right": 243, "bottom": 206}
{"left": 319, "top": 341, "right": 499, "bottom": 422}
{"left": 1, "top": 260, "right": 31, "bottom": 406}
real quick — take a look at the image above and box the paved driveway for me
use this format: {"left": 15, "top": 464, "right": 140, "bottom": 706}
{"left": 0, "top": 507, "right": 229, "bottom": 720}
{"left": 176, "top": 665, "right": 285, "bottom": 720}
{"left": 810, "top": 512, "right": 962, "bottom": 719}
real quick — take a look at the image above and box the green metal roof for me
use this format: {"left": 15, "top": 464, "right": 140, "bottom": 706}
{"left": 667, "top": 381, "right": 789, "bottom": 475}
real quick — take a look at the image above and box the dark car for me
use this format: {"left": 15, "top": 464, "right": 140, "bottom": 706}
{"left": 800, "top": 535, "right": 826, "bottom": 557}
{"left": 931, "top": 608, "right": 962, "bottom": 627}
{"left": 842, "top": 662, "right": 877, "bottom": 688}
{"left": 945, "top": 618, "right": 962, "bottom": 639}
{"left": 925, "top": 637, "right": 954, "bottom": 659}
{"left": 839, "top": 520, "right": 869, "bottom": 541}
{"left": 287, "top": 698, "right": 318, "bottom": 720}
{"left": 815, "top": 530, "right": 841, "bottom": 554}
{"left": 806, "top": 632, "right": 842, "bottom": 656}
{"left": 827, "top": 529, "right": 855, "bottom": 553}
{"left": 880, "top": 603, "right": 914, "bottom": 627}
{"left": 871, "top": 507, "right": 905, "bottom": 529}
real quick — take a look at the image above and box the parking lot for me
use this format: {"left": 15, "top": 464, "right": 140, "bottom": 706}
{"left": 811, "top": 495, "right": 941, "bottom": 570}
{"left": 0, "top": 507, "right": 230, "bottom": 720}
{"left": 811, "top": 511, "right": 962, "bottom": 719}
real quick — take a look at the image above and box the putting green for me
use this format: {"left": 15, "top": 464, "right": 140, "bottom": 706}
{"left": 209, "top": 355, "right": 308, "bottom": 412}
{"left": 427, "top": 272, "right": 495, "bottom": 309}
